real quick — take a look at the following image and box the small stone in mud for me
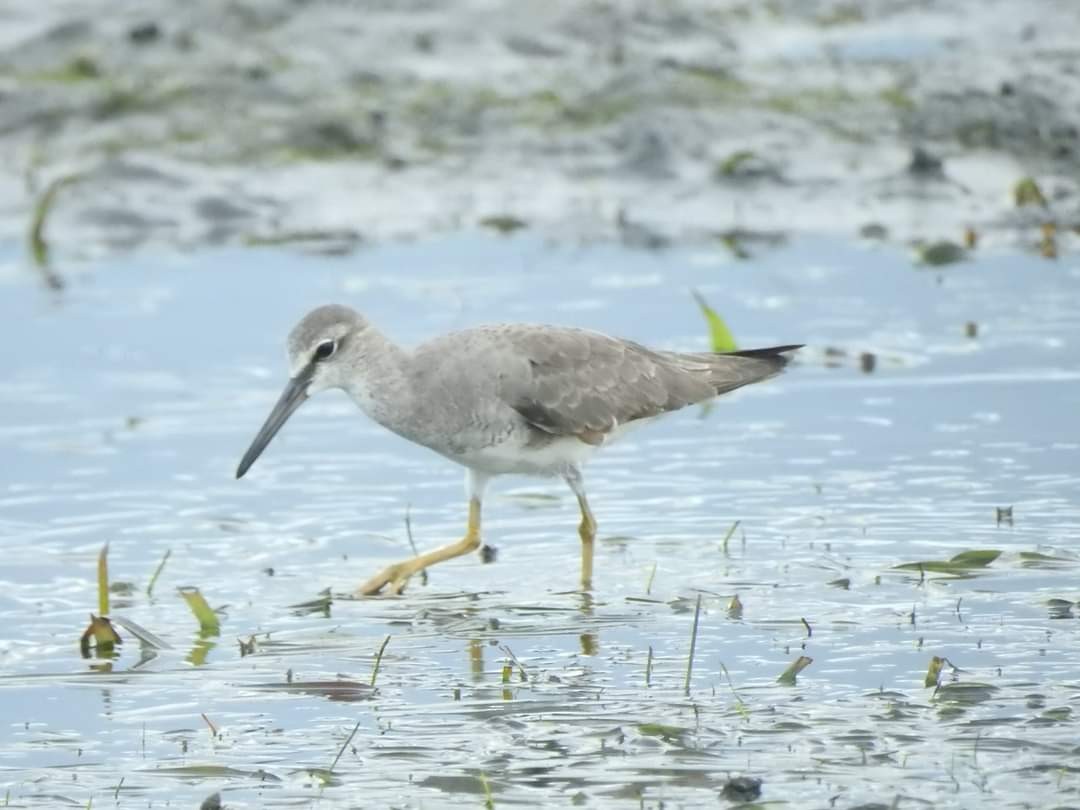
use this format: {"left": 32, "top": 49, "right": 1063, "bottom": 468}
{"left": 916, "top": 240, "right": 966, "bottom": 266}
{"left": 721, "top": 776, "right": 762, "bottom": 801}
{"left": 128, "top": 22, "right": 161, "bottom": 44}
{"left": 860, "top": 352, "right": 877, "bottom": 373}
{"left": 480, "top": 544, "right": 498, "bottom": 563}
{"left": 908, "top": 146, "right": 945, "bottom": 178}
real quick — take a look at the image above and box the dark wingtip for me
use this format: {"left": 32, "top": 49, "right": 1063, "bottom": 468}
{"left": 725, "top": 344, "right": 803, "bottom": 359}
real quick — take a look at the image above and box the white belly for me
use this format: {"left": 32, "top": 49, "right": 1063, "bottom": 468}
{"left": 454, "top": 433, "right": 598, "bottom": 476}
{"left": 451, "top": 415, "right": 659, "bottom": 477}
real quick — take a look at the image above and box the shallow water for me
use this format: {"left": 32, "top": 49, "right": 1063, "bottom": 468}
{"left": 2, "top": 235, "right": 1080, "bottom": 808}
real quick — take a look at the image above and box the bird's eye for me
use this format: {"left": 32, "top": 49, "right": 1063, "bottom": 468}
{"left": 314, "top": 340, "right": 336, "bottom": 361}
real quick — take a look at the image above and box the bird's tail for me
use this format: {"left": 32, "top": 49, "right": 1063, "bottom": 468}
{"left": 663, "top": 343, "right": 801, "bottom": 397}
{"left": 713, "top": 344, "right": 802, "bottom": 393}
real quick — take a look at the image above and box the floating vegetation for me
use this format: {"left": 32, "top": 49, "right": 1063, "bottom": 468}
{"left": 252, "top": 679, "right": 375, "bottom": 703}
{"left": 915, "top": 239, "right": 966, "bottom": 266}
{"left": 1046, "top": 599, "right": 1074, "bottom": 619}
{"left": 479, "top": 215, "right": 528, "bottom": 234}
{"left": 1019, "top": 551, "right": 1077, "bottom": 569}
{"left": 934, "top": 682, "right": 999, "bottom": 706}
{"left": 893, "top": 549, "right": 1001, "bottom": 577}
{"left": 290, "top": 589, "right": 333, "bottom": 617}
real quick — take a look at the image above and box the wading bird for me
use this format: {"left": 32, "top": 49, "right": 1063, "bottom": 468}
{"left": 237, "top": 305, "right": 800, "bottom": 595}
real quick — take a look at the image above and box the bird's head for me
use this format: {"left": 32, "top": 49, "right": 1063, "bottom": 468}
{"left": 236, "top": 304, "right": 368, "bottom": 478}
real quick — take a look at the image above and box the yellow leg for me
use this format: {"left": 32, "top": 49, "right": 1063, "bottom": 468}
{"left": 357, "top": 499, "right": 482, "bottom": 596}
{"left": 576, "top": 493, "right": 597, "bottom": 591}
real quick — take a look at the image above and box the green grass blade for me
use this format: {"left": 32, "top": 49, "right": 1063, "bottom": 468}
{"left": 691, "top": 290, "right": 738, "bottom": 352}
{"left": 97, "top": 543, "right": 110, "bottom": 617}
{"left": 178, "top": 587, "right": 221, "bottom": 634}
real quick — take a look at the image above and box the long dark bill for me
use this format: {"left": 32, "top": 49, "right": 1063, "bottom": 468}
{"left": 235, "top": 365, "right": 313, "bottom": 479}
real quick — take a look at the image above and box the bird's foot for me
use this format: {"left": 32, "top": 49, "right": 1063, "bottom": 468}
{"left": 357, "top": 562, "right": 415, "bottom": 597}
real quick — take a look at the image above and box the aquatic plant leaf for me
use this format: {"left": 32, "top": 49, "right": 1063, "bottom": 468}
{"left": 691, "top": 290, "right": 738, "bottom": 352}
{"left": 894, "top": 549, "right": 1001, "bottom": 575}
{"left": 29, "top": 173, "right": 83, "bottom": 268}
{"left": 1019, "top": 551, "right": 1076, "bottom": 569}
{"left": 110, "top": 616, "right": 171, "bottom": 649}
{"left": 80, "top": 614, "right": 122, "bottom": 658}
{"left": 97, "top": 543, "right": 110, "bottom": 617}
{"left": 152, "top": 765, "right": 280, "bottom": 780}
{"left": 1013, "top": 177, "right": 1047, "bottom": 207}
{"left": 251, "top": 680, "right": 375, "bottom": 703}
{"left": 178, "top": 587, "right": 221, "bottom": 634}
{"left": 289, "top": 589, "right": 332, "bottom": 616}
{"left": 916, "top": 240, "right": 966, "bottom": 266}
{"left": 934, "top": 682, "right": 998, "bottom": 705}
{"left": 479, "top": 215, "right": 528, "bottom": 234}
{"left": 924, "top": 655, "right": 945, "bottom": 688}
{"left": 637, "top": 723, "right": 686, "bottom": 741}
{"left": 1046, "top": 598, "right": 1074, "bottom": 619}
{"left": 777, "top": 655, "right": 812, "bottom": 685}
{"left": 948, "top": 550, "right": 1001, "bottom": 567}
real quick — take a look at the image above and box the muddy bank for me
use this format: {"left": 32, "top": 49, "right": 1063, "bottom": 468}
{"left": 1, "top": 0, "right": 1078, "bottom": 258}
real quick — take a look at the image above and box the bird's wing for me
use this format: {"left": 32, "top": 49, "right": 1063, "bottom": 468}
{"left": 488, "top": 326, "right": 719, "bottom": 444}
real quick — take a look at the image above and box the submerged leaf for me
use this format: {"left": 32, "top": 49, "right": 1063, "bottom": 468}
{"left": 251, "top": 680, "right": 375, "bottom": 703}
{"left": 934, "top": 682, "right": 998, "bottom": 705}
{"left": 637, "top": 722, "right": 686, "bottom": 741}
{"left": 1019, "top": 551, "right": 1076, "bottom": 569}
{"left": 691, "top": 290, "right": 738, "bottom": 352}
{"left": 894, "top": 549, "right": 1001, "bottom": 576}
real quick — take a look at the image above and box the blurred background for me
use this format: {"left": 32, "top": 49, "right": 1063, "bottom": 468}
{"left": 2, "top": 2, "right": 1080, "bottom": 809}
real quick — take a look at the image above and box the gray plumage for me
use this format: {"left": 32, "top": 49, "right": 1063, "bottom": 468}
{"left": 237, "top": 303, "right": 801, "bottom": 595}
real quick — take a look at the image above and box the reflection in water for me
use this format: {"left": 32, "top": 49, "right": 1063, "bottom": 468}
{"left": 468, "top": 638, "right": 484, "bottom": 682}
{"left": 578, "top": 591, "right": 598, "bottom": 656}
